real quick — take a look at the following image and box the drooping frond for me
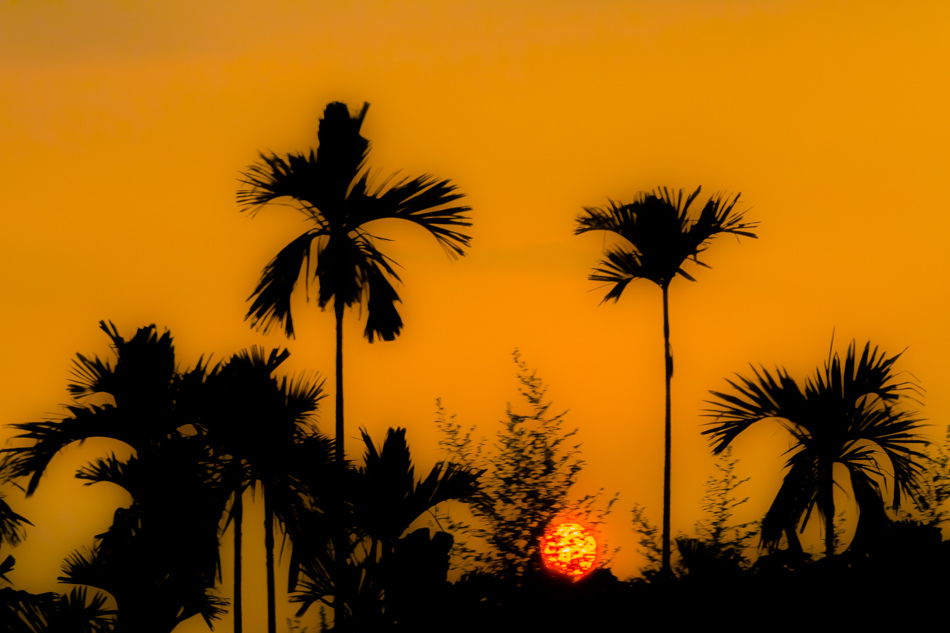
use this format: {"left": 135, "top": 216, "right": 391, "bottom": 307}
{"left": 0, "top": 495, "right": 31, "bottom": 548}
{"left": 246, "top": 230, "right": 321, "bottom": 337}
{"left": 703, "top": 365, "right": 807, "bottom": 454}
{"left": 4, "top": 405, "right": 128, "bottom": 496}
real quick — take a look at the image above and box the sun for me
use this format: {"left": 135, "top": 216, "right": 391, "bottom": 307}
{"left": 541, "top": 522, "right": 597, "bottom": 578}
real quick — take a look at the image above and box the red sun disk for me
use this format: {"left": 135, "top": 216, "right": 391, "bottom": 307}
{"left": 541, "top": 522, "right": 597, "bottom": 578}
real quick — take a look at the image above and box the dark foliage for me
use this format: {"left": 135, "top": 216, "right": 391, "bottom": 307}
{"left": 705, "top": 339, "right": 927, "bottom": 556}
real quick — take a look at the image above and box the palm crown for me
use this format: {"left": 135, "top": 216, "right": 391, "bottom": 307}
{"left": 237, "top": 101, "right": 472, "bottom": 341}
{"left": 575, "top": 186, "right": 757, "bottom": 296}
{"left": 704, "top": 340, "right": 927, "bottom": 554}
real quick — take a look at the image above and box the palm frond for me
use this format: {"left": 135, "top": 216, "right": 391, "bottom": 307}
{"left": 589, "top": 247, "right": 644, "bottom": 302}
{"left": 246, "top": 230, "right": 321, "bottom": 337}
{"left": 0, "top": 554, "right": 15, "bottom": 583}
{"left": 354, "top": 428, "right": 481, "bottom": 544}
{"left": 75, "top": 453, "right": 136, "bottom": 490}
{"left": 352, "top": 174, "right": 472, "bottom": 256}
{"left": 759, "top": 455, "right": 816, "bottom": 551}
{"left": 360, "top": 257, "right": 403, "bottom": 342}
{"left": 3, "top": 405, "right": 128, "bottom": 496}
{"left": 281, "top": 372, "right": 327, "bottom": 430}
{"left": 68, "top": 353, "right": 115, "bottom": 399}
{"left": 238, "top": 151, "right": 323, "bottom": 213}
{"left": 703, "top": 365, "right": 807, "bottom": 454}
{"left": 574, "top": 199, "right": 629, "bottom": 236}
{"left": 0, "top": 495, "right": 32, "bottom": 547}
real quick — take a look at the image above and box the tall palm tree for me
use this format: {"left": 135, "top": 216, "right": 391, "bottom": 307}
{"left": 198, "top": 348, "right": 331, "bottom": 633}
{"left": 575, "top": 186, "right": 757, "bottom": 576}
{"left": 703, "top": 340, "right": 927, "bottom": 557}
{"left": 237, "top": 101, "right": 472, "bottom": 464}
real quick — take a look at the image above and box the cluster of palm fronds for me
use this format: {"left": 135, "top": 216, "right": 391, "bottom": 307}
{"left": 0, "top": 321, "right": 481, "bottom": 632}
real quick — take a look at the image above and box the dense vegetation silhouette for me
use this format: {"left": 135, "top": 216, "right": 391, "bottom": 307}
{"left": 575, "top": 187, "right": 757, "bottom": 577}
{"left": 196, "top": 347, "right": 332, "bottom": 633}
{"left": 288, "top": 427, "right": 480, "bottom": 630}
{"left": 3, "top": 322, "right": 227, "bottom": 631}
{"left": 2, "top": 322, "right": 948, "bottom": 631}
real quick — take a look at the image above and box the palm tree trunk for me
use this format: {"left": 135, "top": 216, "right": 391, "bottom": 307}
{"left": 335, "top": 300, "right": 345, "bottom": 463}
{"left": 233, "top": 487, "right": 243, "bottom": 633}
{"left": 333, "top": 299, "right": 347, "bottom": 630}
{"left": 823, "top": 468, "right": 835, "bottom": 557}
{"left": 661, "top": 283, "right": 673, "bottom": 577}
{"left": 265, "top": 490, "right": 276, "bottom": 633}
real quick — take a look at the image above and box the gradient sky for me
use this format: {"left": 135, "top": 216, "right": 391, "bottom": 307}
{"left": 3, "top": 1, "right": 949, "bottom": 630}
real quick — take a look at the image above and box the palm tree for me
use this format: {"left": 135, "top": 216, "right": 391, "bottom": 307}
{"left": 198, "top": 348, "right": 331, "bottom": 633}
{"left": 575, "top": 186, "right": 757, "bottom": 576}
{"left": 289, "top": 427, "right": 481, "bottom": 630}
{"left": 237, "top": 101, "right": 472, "bottom": 465}
{"left": 2, "top": 321, "right": 226, "bottom": 631}
{"left": 62, "top": 435, "right": 228, "bottom": 632}
{"left": 703, "top": 340, "right": 928, "bottom": 557}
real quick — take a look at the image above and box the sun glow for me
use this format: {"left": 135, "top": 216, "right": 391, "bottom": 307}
{"left": 541, "top": 522, "right": 597, "bottom": 578}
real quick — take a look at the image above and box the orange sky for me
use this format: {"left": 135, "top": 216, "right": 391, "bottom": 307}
{"left": 2, "top": 1, "right": 949, "bottom": 630}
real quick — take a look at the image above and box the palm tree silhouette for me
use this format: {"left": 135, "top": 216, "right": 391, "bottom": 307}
{"left": 2, "top": 321, "right": 226, "bottom": 631}
{"left": 575, "top": 186, "right": 757, "bottom": 576}
{"left": 290, "top": 427, "right": 480, "bottom": 630}
{"left": 198, "top": 347, "right": 331, "bottom": 633}
{"left": 237, "top": 101, "right": 472, "bottom": 464}
{"left": 61, "top": 433, "right": 228, "bottom": 632}
{"left": 704, "top": 340, "right": 928, "bottom": 557}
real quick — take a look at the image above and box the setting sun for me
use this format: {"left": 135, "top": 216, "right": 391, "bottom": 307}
{"left": 541, "top": 522, "right": 597, "bottom": 578}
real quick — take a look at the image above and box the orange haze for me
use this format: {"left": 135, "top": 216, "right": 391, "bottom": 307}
{"left": 2, "top": 1, "right": 949, "bottom": 630}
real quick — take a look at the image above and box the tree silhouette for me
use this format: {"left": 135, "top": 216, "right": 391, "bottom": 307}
{"left": 434, "top": 351, "right": 616, "bottom": 579}
{"left": 289, "top": 427, "right": 480, "bottom": 630}
{"left": 197, "top": 347, "right": 331, "bottom": 633}
{"left": 237, "top": 101, "right": 472, "bottom": 465}
{"left": 674, "top": 447, "right": 758, "bottom": 578}
{"left": 704, "top": 340, "right": 927, "bottom": 556}
{"left": 0, "top": 488, "right": 117, "bottom": 632}
{"left": 575, "top": 186, "right": 756, "bottom": 576}
{"left": 1, "top": 321, "right": 225, "bottom": 631}
{"left": 59, "top": 434, "right": 227, "bottom": 632}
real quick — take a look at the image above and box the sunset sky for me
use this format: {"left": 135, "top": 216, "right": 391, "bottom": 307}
{"left": 2, "top": 0, "right": 949, "bottom": 630}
